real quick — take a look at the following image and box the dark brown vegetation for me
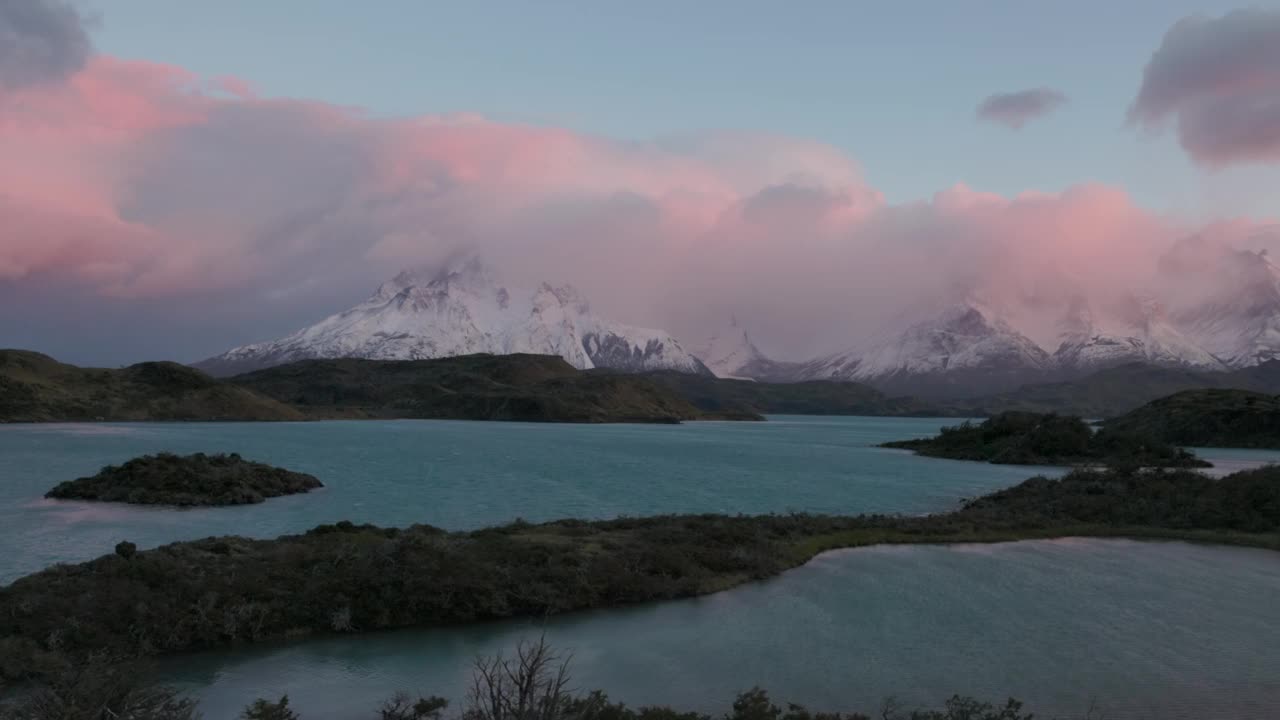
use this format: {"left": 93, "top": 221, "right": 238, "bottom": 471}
{"left": 958, "top": 360, "right": 1280, "bottom": 418}
{"left": 882, "top": 411, "right": 1208, "bottom": 467}
{"left": 44, "top": 453, "right": 323, "bottom": 507}
{"left": 1104, "top": 388, "right": 1280, "bottom": 449}
{"left": 227, "top": 354, "right": 758, "bottom": 423}
{"left": 0, "top": 350, "right": 303, "bottom": 422}
{"left": 3, "top": 464, "right": 1277, "bottom": 685}
{"left": 640, "top": 372, "right": 935, "bottom": 417}
{"left": 0, "top": 658, "right": 200, "bottom": 720}
{"left": 0, "top": 350, "right": 757, "bottom": 424}
{"left": 0, "top": 637, "right": 1043, "bottom": 720}
{"left": 16, "top": 346, "right": 1280, "bottom": 424}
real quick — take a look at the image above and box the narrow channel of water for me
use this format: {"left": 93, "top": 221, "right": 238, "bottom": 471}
{"left": 166, "top": 539, "right": 1280, "bottom": 720}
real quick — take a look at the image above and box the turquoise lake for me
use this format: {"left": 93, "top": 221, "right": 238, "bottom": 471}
{"left": 3, "top": 416, "right": 1279, "bottom": 718}
{"left": 0, "top": 416, "right": 1055, "bottom": 583}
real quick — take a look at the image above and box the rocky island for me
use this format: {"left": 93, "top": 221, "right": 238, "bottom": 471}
{"left": 45, "top": 452, "right": 323, "bottom": 506}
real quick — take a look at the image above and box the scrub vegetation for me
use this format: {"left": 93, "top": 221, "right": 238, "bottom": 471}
{"left": 3, "top": 465, "right": 1277, "bottom": 686}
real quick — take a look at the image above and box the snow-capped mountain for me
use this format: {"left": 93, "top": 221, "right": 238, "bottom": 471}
{"left": 784, "top": 288, "right": 1242, "bottom": 397}
{"left": 794, "top": 301, "right": 1055, "bottom": 396}
{"left": 194, "top": 232, "right": 1280, "bottom": 396}
{"left": 693, "top": 317, "right": 795, "bottom": 381}
{"left": 737, "top": 229, "right": 1280, "bottom": 395}
{"left": 196, "top": 259, "right": 711, "bottom": 377}
{"left": 1164, "top": 247, "right": 1280, "bottom": 368}
{"left": 1052, "top": 295, "right": 1225, "bottom": 372}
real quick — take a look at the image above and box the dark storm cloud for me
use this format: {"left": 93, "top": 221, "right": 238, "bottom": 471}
{"left": 976, "top": 88, "right": 1067, "bottom": 129}
{"left": 1129, "top": 8, "right": 1280, "bottom": 168}
{"left": 0, "top": 0, "right": 91, "bottom": 91}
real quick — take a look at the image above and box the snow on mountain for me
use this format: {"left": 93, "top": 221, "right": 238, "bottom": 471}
{"left": 693, "top": 316, "right": 792, "bottom": 380}
{"left": 1053, "top": 295, "right": 1225, "bottom": 372}
{"left": 787, "top": 287, "right": 1237, "bottom": 396}
{"left": 1164, "top": 247, "right": 1280, "bottom": 369}
{"left": 194, "top": 235, "right": 1280, "bottom": 391}
{"left": 796, "top": 300, "right": 1054, "bottom": 384}
{"left": 196, "top": 259, "right": 711, "bottom": 377}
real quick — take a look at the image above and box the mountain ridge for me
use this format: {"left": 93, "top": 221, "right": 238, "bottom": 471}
{"left": 0, "top": 349, "right": 304, "bottom": 422}
{"left": 227, "top": 353, "right": 754, "bottom": 423}
{"left": 692, "top": 317, "right": 801, "bottom": 382}
{"left": 959, "top": 359, "right": 1280, "bottom": 418}
{"left": 784, "top": 252, "right": 1280, "bottom": 396}
{"left": 197, "top": 259, "right": 711, "bottom": 378}
{"left": 0, "top": 349, "right": 754, "bottom": 424}
{"left": 195, "top": 237, "right": 1280, "bottom": 398}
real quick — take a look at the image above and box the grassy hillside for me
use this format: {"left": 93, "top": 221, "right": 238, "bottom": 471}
{"left": 882, "top": 411, "right": 1208, "bottom": 467}
{"left": 1104, "top": 388, "right": 1280, "bottom": 449}
{"left": 1, "top": 350, "right": 757, "bottom": 424}
{"left": 3, "top": 464, "right": 1276, "bottom": 683}
{"left": 0, "top": 350, "right": 303, "bottom": 422}
{"left": 960, "top": 361, "right": 1280, "bottom": 418}
{"left": 640, "top": 371, "right": 937, "bottom": 416}
{"left": 230, "top": 354, "right": 757, "bottom": 423}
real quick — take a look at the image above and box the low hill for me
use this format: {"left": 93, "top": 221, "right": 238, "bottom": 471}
{"left": 1104, "top": 389, "right": 1280, "bottom": 449}
{"left": 0, "top": 350, "right": 303, "bottom": 422}
{"left": 882, "top": 411, "right": 1207, "bottom": 467}
{"left": 230, "top": 354, "right": 754, "bottom": 423}
{"left": 639, "top": 371, "right": 938, "bottom": 416}
{"left": 960, "top": 361, "right": 1280, "bottom": 418}
{"left": 46, "top": 452, "right": 323, "bottom": 506}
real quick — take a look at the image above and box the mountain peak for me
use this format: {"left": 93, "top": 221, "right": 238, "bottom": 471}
{"left": 695, "top": 316, "right": 775, "bottom": 380}
{"left": 196, "top": 265, "right": 710, "bottom": 377}
{"left": 534, "top": 282, "right": 590, "bottom": 314}
{"left": 430, "top": 256, "right": 502, "bottom": 294}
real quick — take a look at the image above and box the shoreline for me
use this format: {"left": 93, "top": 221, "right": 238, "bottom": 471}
{"left": 155, "top": 531, "right": 1280, "bottom": 675}
{"left": 5, "top": 517, "right": 1274, "bottom": 676}
{"left": 3, "top": 458, "right": 1278, "bottom": 686}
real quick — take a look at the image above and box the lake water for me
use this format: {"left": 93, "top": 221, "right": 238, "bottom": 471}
{"left": 3, "top": 417, "right": 1279, "bottom": 718}
{"left": 167, "top": 539, "right": 1280, "bottom": 720}
{"left": 0, "top": 416, "right": 1059, "bottom": 583}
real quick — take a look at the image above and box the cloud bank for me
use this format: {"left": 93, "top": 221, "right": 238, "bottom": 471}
{"left": 0, "top": 5, "right": 1274, "bottom": 365}
{"left": 976, "top": 88, "right": 1067, "bottom": 129}
{"left": 1130, "top": 8, "right": 1280, "bottom": 168}
{"left": 0, "top": 0, "right": 90, "bottom": 91}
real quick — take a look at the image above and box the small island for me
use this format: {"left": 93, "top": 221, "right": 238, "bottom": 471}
{"left": 881, "top": 411, "right": 1209, "bottom": 467}
{"left": 5, "top": 463, "right": 1277, "bottom": 685}
{"left": 44, "top": 452, "right": 323, "bottom": 506}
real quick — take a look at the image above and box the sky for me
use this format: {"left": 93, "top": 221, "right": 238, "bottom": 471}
{"left": 2, "top": 0, "right": 1280, "bottom": 365}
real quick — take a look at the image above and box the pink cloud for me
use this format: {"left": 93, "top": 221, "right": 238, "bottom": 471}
{"left": 0, "top": 45, "right": 1275, "bottom": 359}
{"left": 0, "top": 57, "right": 206, "bottom": 138}
{"left": 215, "top": 75, "right": 257, "bottom": 100}
{"left": 1130, "top": 9, "right": 1280, "bottom": 168}
{"left": 0, "top": 196, "right": 160, "bottom": 283}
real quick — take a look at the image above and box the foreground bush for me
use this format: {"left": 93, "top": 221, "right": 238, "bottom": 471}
{"left": 0, "top": 657, "right": 198, "bottom": 720}
{"left": 0, "top": 638, "right": 1039, "bottom": 720}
